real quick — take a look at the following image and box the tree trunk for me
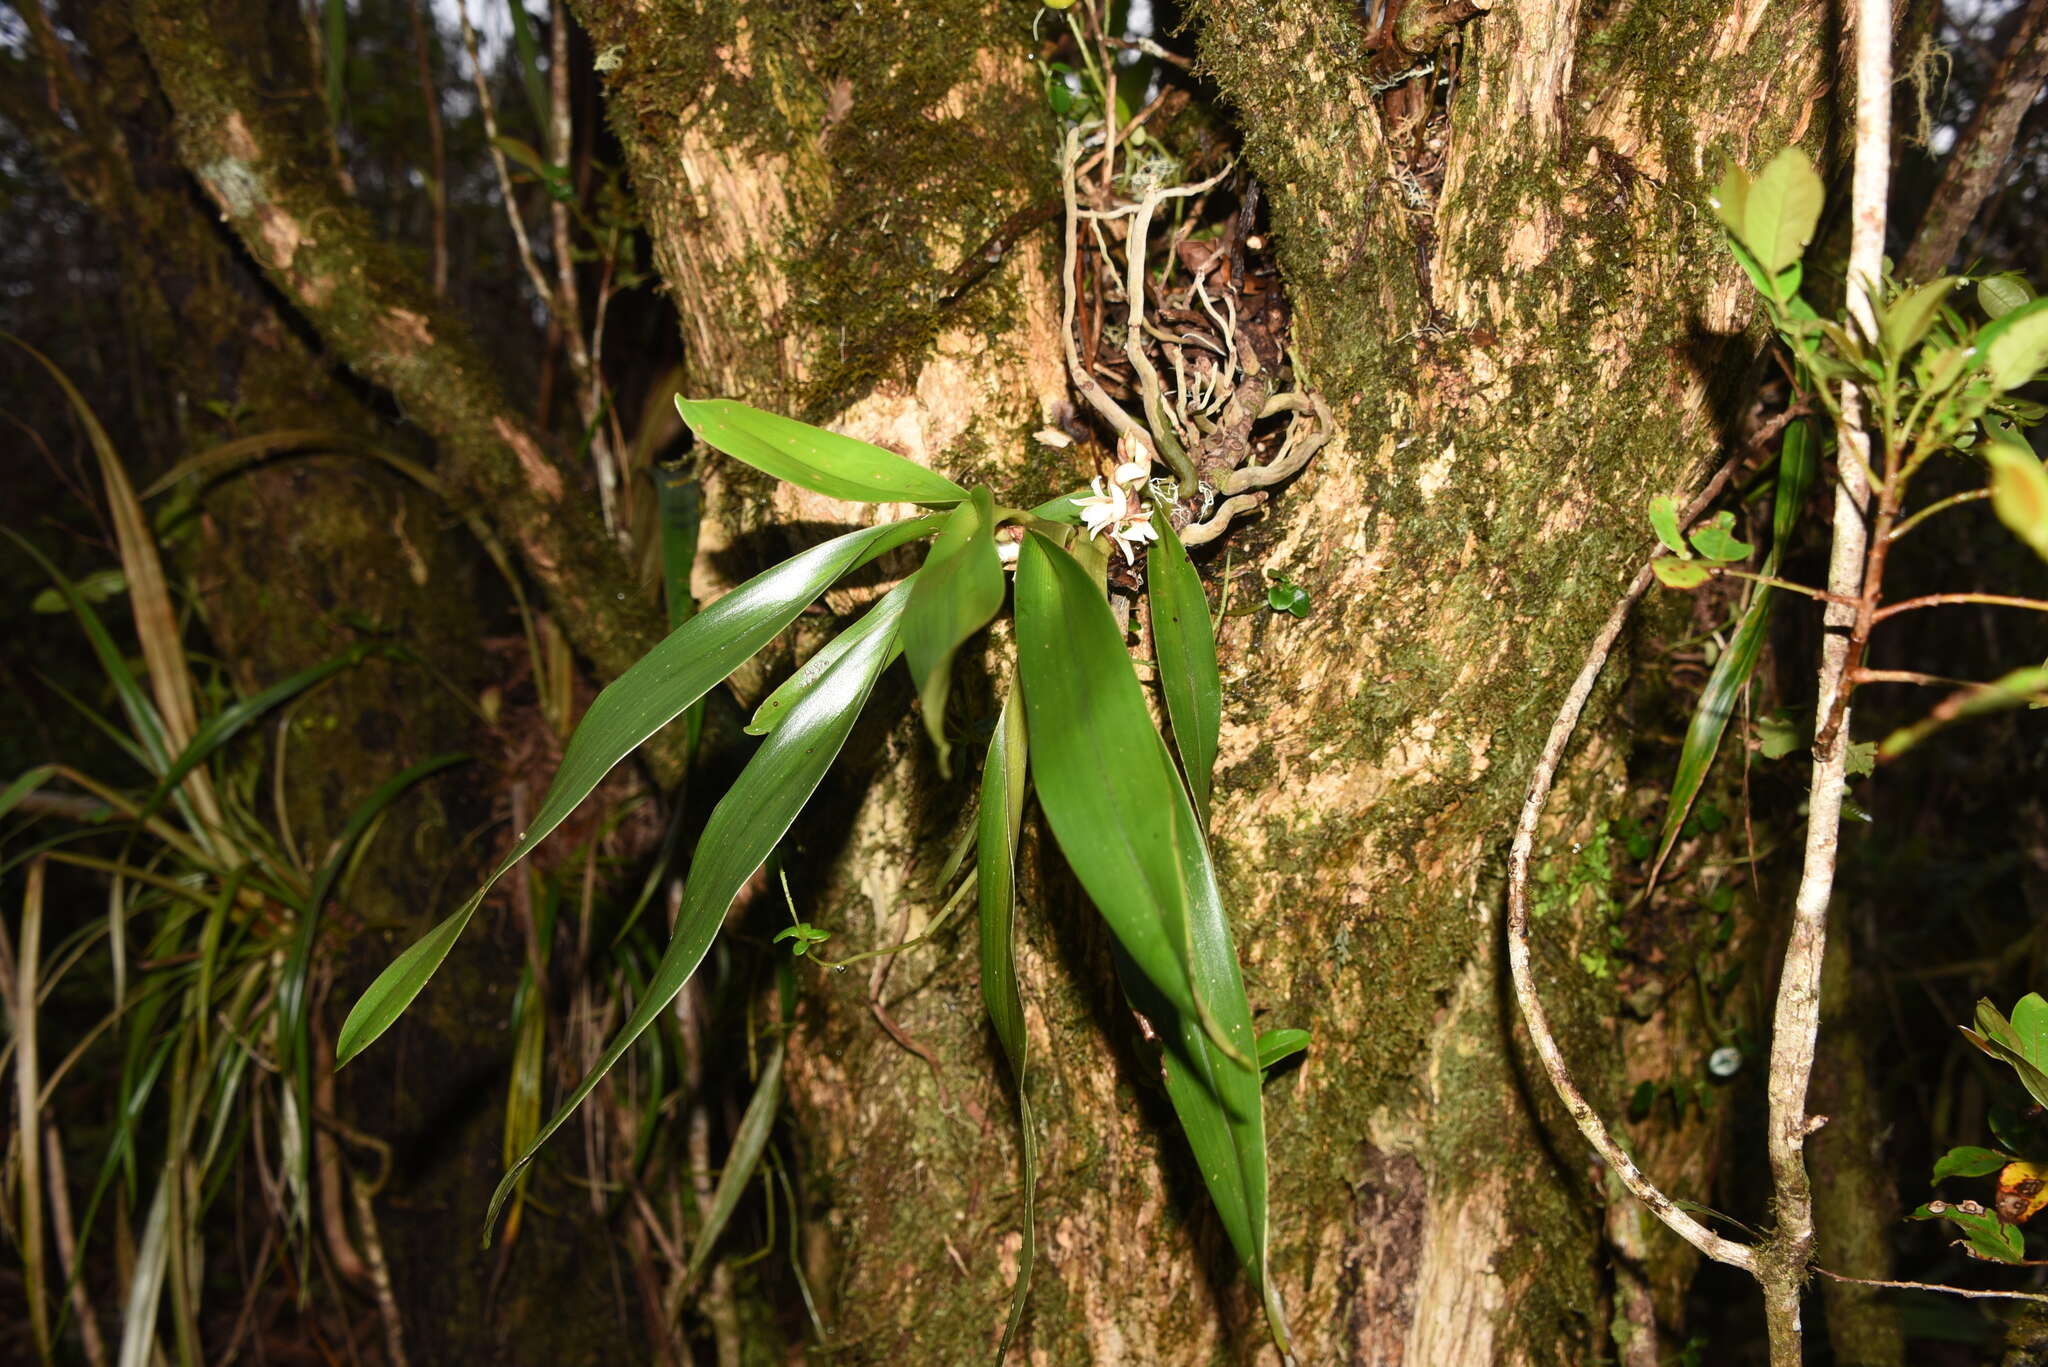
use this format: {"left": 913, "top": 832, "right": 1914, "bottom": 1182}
{"left": 574, "top": 0, "right": 1842, "bottom": 1360}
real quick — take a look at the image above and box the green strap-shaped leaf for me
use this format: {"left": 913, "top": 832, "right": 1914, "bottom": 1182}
{"left": 686, "top": 1040, "right": 785, "bottom": 1286}
{"left": 484, "top": 611, "right": 902, "bottom": 1235}
{"left": 748, "top": 576, "right": 916, "bottom": 736}
{"left": 1654, "top": 419, "right": 1817, "bottom": 870}
{"left": 336, "top": 516, "right": 938, "bottom": 1065}
{"left": 903, "top": 488, "right": 1005, "bottom": 777}
{"left": 677, "top": 398, "right": 969, "bottom": 506}
{"left": 1146, "top": 510, "right": 1221, "bottom": 827}
{"left": 1013, "top": 533, "right": 1287, "bottom": 1352}
{"left": 1879, "top": 664, "right": 2048, "bottom": 759}
{"left": 977, "top": 686, "right": 1034, "bottom": 1361}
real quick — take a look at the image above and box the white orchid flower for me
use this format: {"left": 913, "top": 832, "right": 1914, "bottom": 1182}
{"left": 1072, "top": 450, "right": 1160, "bottom": 564}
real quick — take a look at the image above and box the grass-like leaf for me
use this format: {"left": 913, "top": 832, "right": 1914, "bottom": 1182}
{"left": 748, "top": 576, "right": 916, "bottom": 736}
{"left": 902, "top": 488, "right": 1005, "bottom": 777}
{"left": 977, "top": 687, "right": 1034, "bottom": 1360}
{"left": 685, "top": 1040, "right": 785, "bottom": 1287}
{"left": 337, "top": 516, "right": 937, "bottom": 1065}
{"left": 484, "top": 608, "right": 903, "bottom": 1235}
{"left": 1013, "top": 532, "right": 1287, "bottom": 1352}
{"left": 1879, "top": 665, "right": 2048, "bottom": 759}
{"left": 1146, "top": 510, "right": 1221, "bottom": 827}
{"left": 1654, "top": 419, "right": 1817, "bottom": 872}
{"left": 678, "top": 398, "right": 969, "bottom": 506}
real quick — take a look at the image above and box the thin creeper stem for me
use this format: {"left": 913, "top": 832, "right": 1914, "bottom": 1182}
{"left": 1507, "top": 451, "right": 1758, "bottom": 1277}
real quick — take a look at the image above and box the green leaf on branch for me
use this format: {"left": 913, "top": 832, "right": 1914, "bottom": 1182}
{"left": 1934, "top": 1146, "right": 2016, "bottom": 1183}
{"left": 1881, "top": 276, "right": 1960, "bottom": 359}
{"left": 1980, "top": 273, "right": 2036, "bottom": 321}
{"left": 1266, "top": 575, "right": 1311, "bottom": 616}
{"left": 336, "top": 515, "right": 938, "bottom": 1066}
{"left": 1714, "top": 148, "right": 1823, "bottom": 280}
{"left": 902, "top": 487, "right": 1005, "bottom": 777}
{"left": 1979, "top": 297, "right": 2048, "bottom": 392}
{"left": 1013, "top": 533, "right": 1289, "bottom": 1353}
{"left": 1880, "top": 667, "right": 2048, "bottom": 760}
{"left": 676, "top": 398, "right": 969, "bottom": 505}
{"left": 1651, "top": 557, "right": 1714, "bottom": 589}
{"left": 485, "top": 606, "right": 904, "bottom": 1238}
{"left": 1648, "top": 496, "right": 1688, "bottom": 556}
{"left": 1911, "top": 1202, "right": 2027, "bottom": 1262}
{"left": 1986, "top": 436, "right": 2048, "bottom": 562}
{"left": 1687, "top": 510, "right": 1754, "bottom": 562}
{"left": 1147, "top": 510, "right": 1222, "bottom": 827}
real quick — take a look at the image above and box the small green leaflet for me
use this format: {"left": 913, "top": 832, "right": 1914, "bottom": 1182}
{"left": 1980, "top": 274, "right": 2036, "bottom": 321}
{"left": 1256, "top": 1029, "right": 1309, "bottom": 1071}
{"left": 1880, "top": 276, "right": 1958, "bottom": 359}
{"left": 336, "top": 515, "right": 939, "bottom": 1065}
{"left": 1713, "top": 148, "right": 1823, "bottom": 296}
{"left": 677, "top": 398, "right": 969, "bottom": 506}
{"left": 1650, "top": 558, "right": 1713, "bottom": 589}
{"left": 1686, "top": 511, "right": 1753, "bottom": 562}
{"left": 1647, "top": 496, "right": 1686, "bottom": 556}
{"left": 902, "top": 488, "right": 1005, "bottom": 777}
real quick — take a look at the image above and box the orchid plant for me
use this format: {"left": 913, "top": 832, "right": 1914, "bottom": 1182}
{"left": 334, "top": 400, "right": 1302, "bottom": 1355}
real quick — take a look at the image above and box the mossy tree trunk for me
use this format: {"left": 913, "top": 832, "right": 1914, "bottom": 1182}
{"left": 574, "top": 1, "right": 1843, "bottom": 1361}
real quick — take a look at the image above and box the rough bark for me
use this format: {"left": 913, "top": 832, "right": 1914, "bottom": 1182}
{"left": 571, "top": 0, "right": 1842, "bottom": 1361}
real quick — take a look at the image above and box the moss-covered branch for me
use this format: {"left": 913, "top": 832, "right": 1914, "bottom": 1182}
{"left": 132, "top": 0, "right": 663, "bottom": 686}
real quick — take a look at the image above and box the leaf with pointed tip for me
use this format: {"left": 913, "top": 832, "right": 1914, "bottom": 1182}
{"left": 1741, "top": 147, "right": 1824, "bottom": 277}
{"left": 902, "top": 488, "right": 1005, "bottom": 777}
{"left": 336, "top": 516, "right": 938, "bottom": 1065}
{"left": 685, "top": 1042, "right": 784, "bottom": 1287}
{"left": 1014, "top": 532, "right": 1288, "bottom": 1353}
{"left": 1648, "top": 496, "right": 1687, "bottom": 556}
{"left": 486, "top": 610, "right": 903, "bottom": 1236}
{"left": 1686, "top": 510, "right": 1753, "bottom": 563}
{"left": 1882, "top": 277, "right": 1960, "bottom": 359}
{"left": 1146, "top": 509, "right": 1222, "bottom": 827}
{"left": 1880, "top": 666, "right": 2048, "bottom": 759}
{"left": 1256, "top": 1029, "right": 1310, "bottom": 1071}
{"left": 1654, "top": 420, "right": 1816, "bottom": 870}
{"left": 978, "top": 686, "right": 1035, "bottom": 1362}
{"left": 677, "top": 398, "right": 968, "bottom": 505}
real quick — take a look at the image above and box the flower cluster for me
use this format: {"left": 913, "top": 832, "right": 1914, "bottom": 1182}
{"left": 1072, "top": 444, "right": 1160, "bottom": 564}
